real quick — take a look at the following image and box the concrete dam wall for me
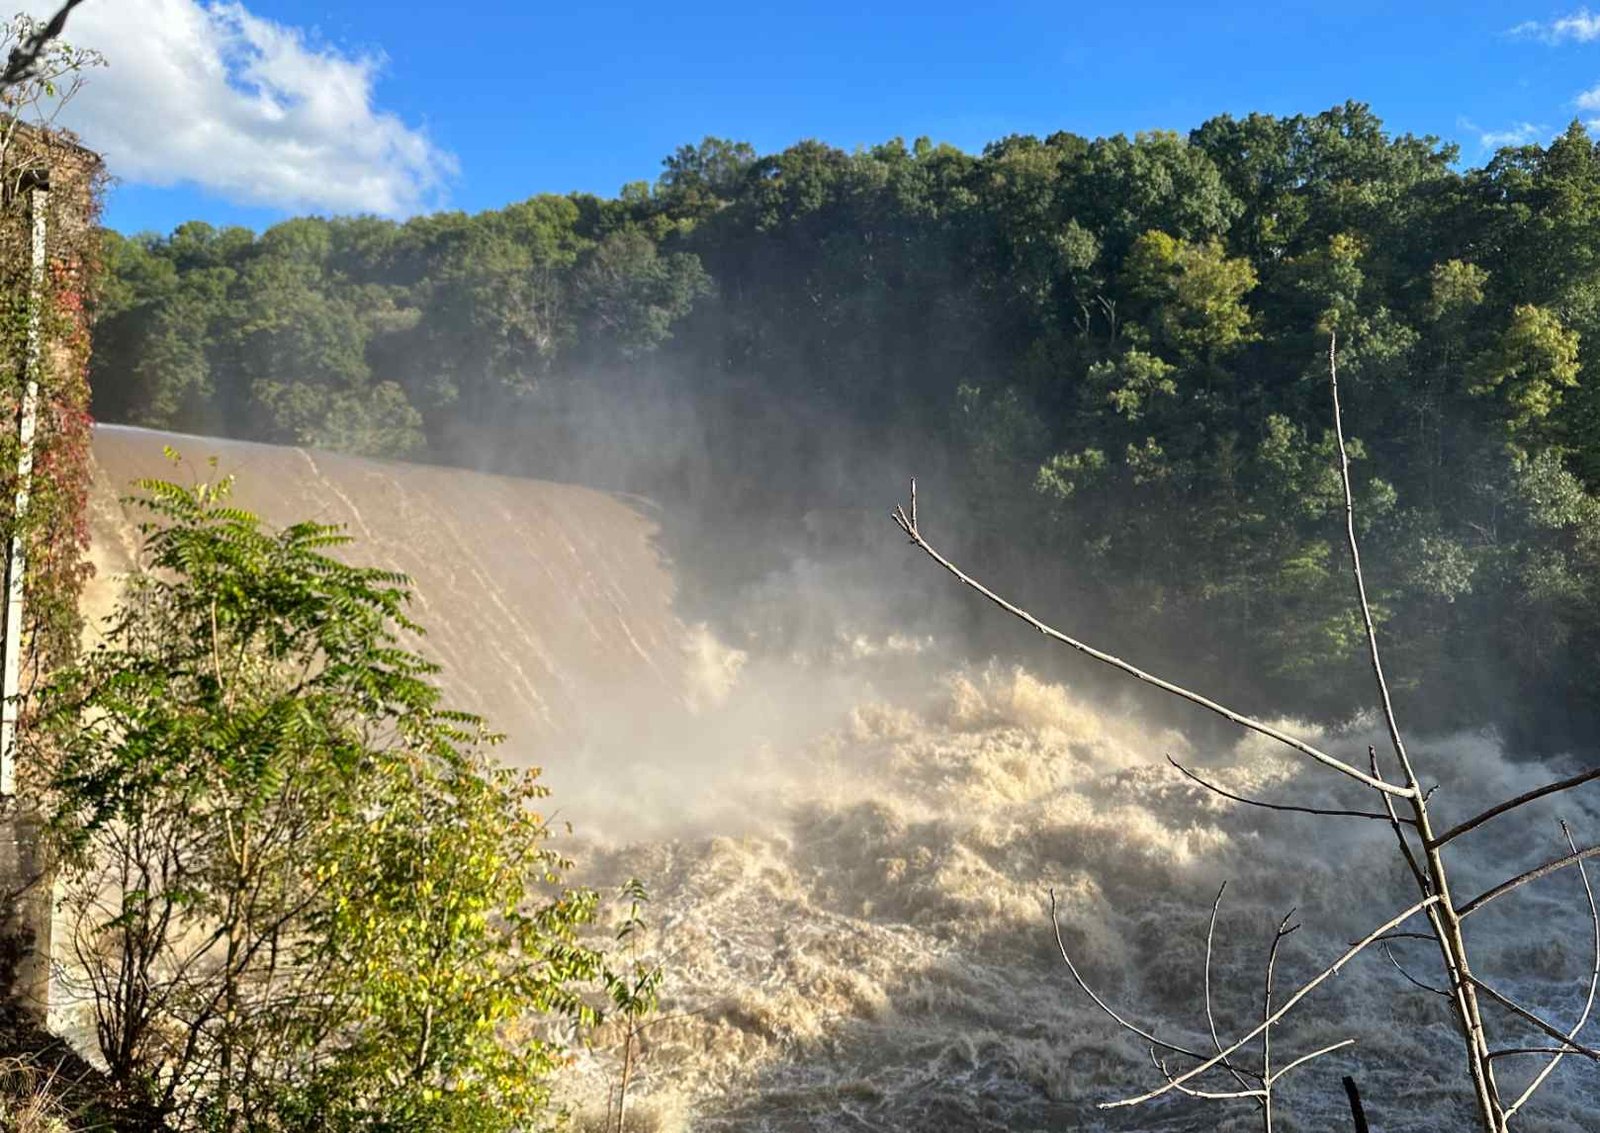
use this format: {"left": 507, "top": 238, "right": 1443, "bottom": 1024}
{"left": 85, "top": 425, "right": 695, "bottom": 778}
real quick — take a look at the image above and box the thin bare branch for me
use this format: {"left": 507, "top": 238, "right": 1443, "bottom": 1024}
{"left": 1382, "top": 942, "right": 1450, "bottom": 998}
{"left": 1504, "top": 821, "right": 1600, "bottom": 1119}
{"left": 1099, "top": 896, "right": 1441, "bottom": 1110}
{"left": 1169, "top": 754, "right": 1412, "bottom": 824}
{"left": 1263, "top": 910, "right": 1297, "bottom": 1133}
{"left": 1368, "top": 747, "right": 1430, "bottom": 894}
{"left": 1469, "top": 978, "right": 1600, "bottom": 1063}
{"left": 1202, "top": 882, "right": 1257, "bottom": 1098}
{"left": 1149, "top": 1048, "right": 1267, "bottom": 1102}
{"left": 1431, "top": 768, "right": 1600, "bottom": 848}
{"left": 1049, "top": 889, "right": 1242, "bottom": 1070}
{"left": 1268, "top": 1039, "right": 1357, "bottom": 1085}
{"left": 1327, "top": 332, "right": 1417, "bottom": 795}
{"left": 890, "top": 499, "right": 1413, "bottom": 797}
{"left": 1457, "top": 845, "right": 1600, "bottom": 920}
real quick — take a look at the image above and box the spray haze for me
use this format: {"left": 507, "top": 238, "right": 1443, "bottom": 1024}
{"left": 78, "top": 423, "right": 1600, "bottom": 1130}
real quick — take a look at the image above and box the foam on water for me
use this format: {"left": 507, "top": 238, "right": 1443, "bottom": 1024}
{"left": 562, "top": 662, "right": 1600, "bottom": 1132}
{"left": 81, "top": 426, "right": 1600, "bottom": 1132}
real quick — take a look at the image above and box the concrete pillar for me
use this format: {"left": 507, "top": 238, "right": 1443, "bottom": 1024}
{"left": 0, "top": 802, "right": 51, "bottom": 1026}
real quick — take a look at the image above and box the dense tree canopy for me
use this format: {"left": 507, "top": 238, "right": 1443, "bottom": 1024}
{"left": 89, "top": 103, "right": 1600, "bottom": 749}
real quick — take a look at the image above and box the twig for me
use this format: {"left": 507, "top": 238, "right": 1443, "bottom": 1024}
{"left": 1263, "top": 910, "right": 1297, "bottom": 1133}
{"left": 1457, "top": 844, "right": 1600, "bottom": 920}
{"left": 1503, "top": 821, "right": 1600, "bottom": 1118}
{"left": 1328, "top": 333, "right": 1418, "bottom": 807}
{"left": 1431, "top": 768, "right": 1600, "bottom": 848}
{"left": 1268, "top": 1039, "right": 1356, "bottom": 1084}
{"left": 1169, "top": 754, "right": 1411, "bottom": 824}
{"left": 1382, "top": 942, "right": 1450, "bottom": 997}
{"left": 1369, "top": 747, "right": 1430, "bottom": 894}
{"left": 1049, "top": 889, "right": 1239, "bottom": 1069}
{"left": 1099, "top": 896, "right": 1441, "bottom": 1109}
{"left": 1469, "top": 978, "right": 1600, "bottom": 1062}
{"left": 1203, "top": 882, "right": 1259, "bottom": 1098}
{"left": 1149, "top": 1048, "right": 1265, "bottom": 1102}
{"left": 891, "top": 496, "right": 1413, "bottom": 797}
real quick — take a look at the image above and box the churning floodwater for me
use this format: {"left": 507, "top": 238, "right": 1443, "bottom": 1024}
{"left": 82, "top": 425, "right": 1600, "bottom": 1132}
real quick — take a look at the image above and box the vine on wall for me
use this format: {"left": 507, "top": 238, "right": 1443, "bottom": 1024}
{"left": 0, "top": 123, "right": 103, "bottom": 748}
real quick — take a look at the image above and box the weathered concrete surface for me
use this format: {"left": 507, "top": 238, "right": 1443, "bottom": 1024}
{"left": 0, "top": 803, "right": 50, "bottom": 1028}
{"left": 84, "top": 424, "right": 697, "bottom": 771}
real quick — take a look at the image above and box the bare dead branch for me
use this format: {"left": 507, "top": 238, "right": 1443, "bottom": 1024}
{"left": 890, "top": 498, "right": 1413, "bottom": 797}
{"left": 1381, "top": 942, "right": 1450, "bottom": 998}
{"left": 1099, "top": 896, "right": 1441, "bottom": 1110}
{"left": 1327, "top": 332, "right": 1418, "bottom": 799}
{"left": 1331, "top": 334, "right": 1500, "bottom": 1126}
{"left": 1169, "top": 754, "right": 1411, "bottom": 824}
{"left": 1503, "top": 821, "right": 1600, "bottom": 1119}
{"left": 1202, "top": 882, "right": 1258, "bottom": 1099}
{"left": 1457, "top": 844, "right": 1600, "bottom": 920}
{"left": 1431, "top": 768, "right": 1600, "bottom": 849}
{"left": 1049, "top": 889, "right": 1240, "bottom": 1070}
{"left": 1469, "top": 978, "right": 1600, "bottom": 1063}
{"left": 1260, "top": 908, "right": 1299, "bottom": 1113}
{"left": 1268, "top": 1039, "right": 1357, "bottom": 1085}
{"left": 1262, "top": 910, "right": 1297, "bottom": 1132}
{"left": 1368, "top": 747, "right": 1430, "bottom": 895}
{"left": 1148, "top": 1048, "right": 1265, "bottom": 1103}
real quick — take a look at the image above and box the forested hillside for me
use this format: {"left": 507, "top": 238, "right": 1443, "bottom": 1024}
{"left": 89, "top": 103, "right": 1600, "bottom": 749}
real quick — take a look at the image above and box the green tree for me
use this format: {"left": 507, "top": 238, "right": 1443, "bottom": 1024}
{"left": 1470, "top": 303, "right": 1581, "bottom": 438}
{"left": 37, "top": 468, "right": 622, "bottom": 1133}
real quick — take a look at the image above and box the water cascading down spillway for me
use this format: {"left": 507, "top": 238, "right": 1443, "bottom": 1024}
{"left": 83, "top": 424, "right": 698, "bottom": 780}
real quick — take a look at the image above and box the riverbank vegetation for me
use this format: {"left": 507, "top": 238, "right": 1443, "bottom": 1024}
{"left": 90, "top": 106, "right": 1600, "bottom": 748}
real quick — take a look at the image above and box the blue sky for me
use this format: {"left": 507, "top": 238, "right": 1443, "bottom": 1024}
{"left": 31, "top": 1, "right": 1600, "bottom": 234}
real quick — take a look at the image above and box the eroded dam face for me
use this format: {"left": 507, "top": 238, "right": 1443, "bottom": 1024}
{"left": 86, "top": 425, "right": 695, "bottom": 776}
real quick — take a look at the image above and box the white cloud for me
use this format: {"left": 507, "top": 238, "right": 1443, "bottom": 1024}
{"left": 23, "top": 0, "right": 455, "bottom": 216}
{"left": 1460, "top": 117, "right": 1547, "bottom": 150}
{"left": 1509, "top": 8, "right": 1600, "bottom": 44}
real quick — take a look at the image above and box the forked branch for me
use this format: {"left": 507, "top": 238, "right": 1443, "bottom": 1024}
{"left": 1099, "top": 897, "right": 1438, "bottom": 1109}
{"left": 1503, "top": 821, "right": 1600, "bottom": 1118}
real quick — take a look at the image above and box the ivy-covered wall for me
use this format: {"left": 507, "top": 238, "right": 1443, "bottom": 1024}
{"left": 0, "top": 121, "right": 100, "bottom": 1025}
{"left": 0, "top": 123, "right": 101, "bottom": 732}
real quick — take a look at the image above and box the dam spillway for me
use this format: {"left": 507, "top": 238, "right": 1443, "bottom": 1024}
{"left": 85, "top": 424, "right": 693, "bottom": 773}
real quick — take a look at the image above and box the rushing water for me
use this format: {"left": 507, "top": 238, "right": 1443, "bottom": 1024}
{"left": 82, "top": 425, "right": 1600, "bottom": 1132}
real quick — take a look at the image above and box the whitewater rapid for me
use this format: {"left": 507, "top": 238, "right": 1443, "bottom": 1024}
{"left": 81, "top": 426, "right": 1600, "bottom": 1132}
